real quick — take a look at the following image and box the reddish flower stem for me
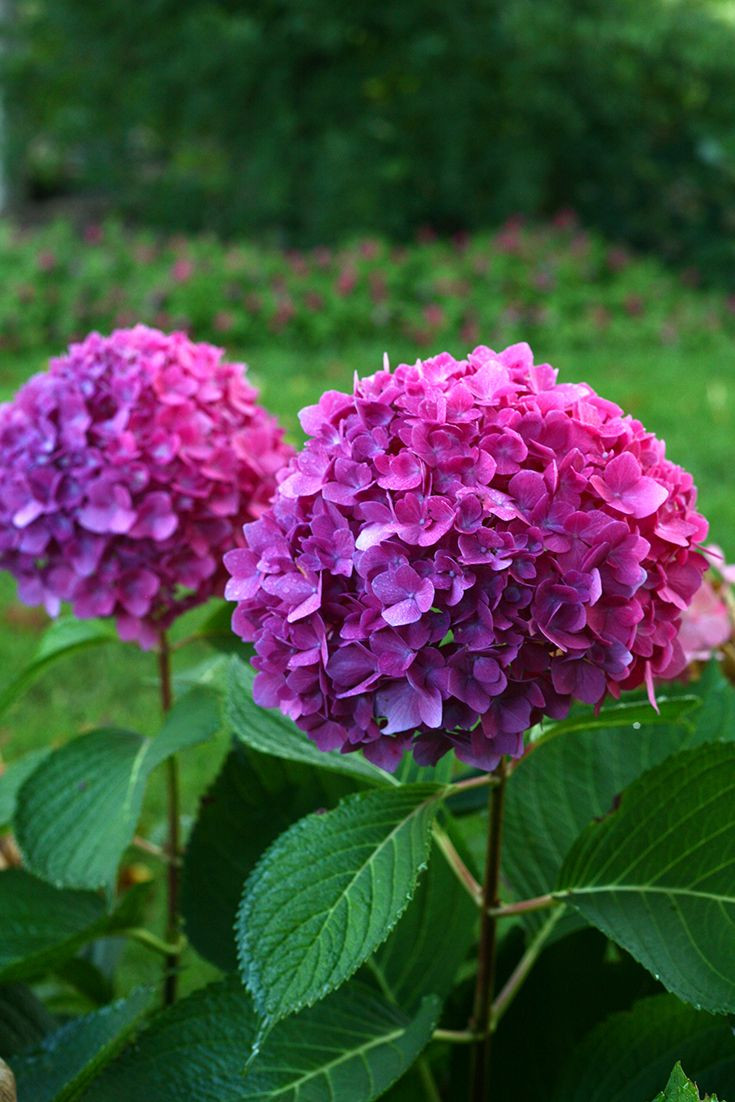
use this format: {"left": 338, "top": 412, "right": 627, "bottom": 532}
{"left": 433, "top": 825, "right": 483, "bottom": 906}
{"left": 488, "top": 893, "right": 557, "bottom": 918}
{"left": 158, "top": 630, "right": 180, "bottom": 1008}
{"left": 469, "top": 760, "right": 507, "bottom": 1102}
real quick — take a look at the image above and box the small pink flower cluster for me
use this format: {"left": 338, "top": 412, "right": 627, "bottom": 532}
{"left": 226, "top": 343, "right": 708, "bottom": 771}
{"left": 679, "top": 546, "right": 734, "bottom": 664}
{"left": 0, "top": 326, "right": 292, "bottom": 646}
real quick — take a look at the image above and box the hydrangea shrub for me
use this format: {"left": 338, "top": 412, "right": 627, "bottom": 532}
{"left": 2, "top": 333, "right": 735, "bottom": 1102}
{"left": 0, "top": 326, "right": 293, "bottom": 646}
{"left": 226, "top": 343, "right": 707, "bottom": 770}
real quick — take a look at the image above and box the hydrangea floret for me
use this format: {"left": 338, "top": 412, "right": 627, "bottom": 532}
{"left": 0, "top": 326, "right": 293, "bottom": 647}
{"left": 226, "top": 343, "right": 708, "bottom": 771}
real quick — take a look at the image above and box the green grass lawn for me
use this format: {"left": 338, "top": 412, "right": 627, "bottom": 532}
{"left": 1, "top": 323, "right": 733, "bottom": 999}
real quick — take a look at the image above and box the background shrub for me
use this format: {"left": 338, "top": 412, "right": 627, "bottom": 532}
{"left": 5, "top": 0, "right": 735, "bottom": 278}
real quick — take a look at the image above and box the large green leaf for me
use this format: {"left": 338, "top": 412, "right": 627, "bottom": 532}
{"left": 503, "top": 692, "right": 724, "bottom": 940}
{"left": 0, "top": 870, "right": 135, "bottom": 982}
{"left": 664, "top": 662, "right": 735, "bottom": 744}
{"left": 367, "top": 843, "right": 477, "bottom": 1012}
{"left": 239, "top": 784, "right": 444, "bottom": 1023}
{"left": 531, "top": 695, "right": 700, "bottom": 747}
{"left": 141, "top": 684, "right": 222, "bottom": 767}
{"left": 226, "top": 658, "right": 391, "bottom": 786}
{"left": 16, "top": 686, "right": 220, "bottom": 891}
{"left": 553, "top": 995, "right": 735, "bottom": 1102}
{"left": 0, "top": 986, "right": 55, "bottom": 1061}
{"left": 194, "top": 601, "right": 253, "bottom": 655}
{"left": 490, "top": 926, "right": 659, "bottom": 1098}
{"left": 11, "top": 988, "right": 151, "bottom": 1102}
{"left": 0, "top": 749, "right": 51, "bottom": 829}
{"left": 83, "top": 977, "right": 439, "bottom": 1101}
{"left": 652, "top": 1064, "right": 723, "bottom": 1102}
{"left": 557, "top": 742, "right": 735, "bottom": 1014}
{"left": 181, "top": 742, "right": 359, "bottom": 971}
{"left": 0, "top": 617, "right": 118, "bottom": 717}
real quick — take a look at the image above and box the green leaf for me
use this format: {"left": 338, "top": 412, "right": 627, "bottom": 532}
{"left": 142, "top": 685, "right": 222, "bottom": 770}
{"left": 0, "top": 617, "right": 118, "bottom": 717}
{"left": 11, "top": 987, "right": 151, "bottom": 1102}
{"left": 0, "top": 985, "right": 55, "bottom": 1060}
{"left": 16, "top": 686, "right": 220, "bottom": 891}
{"left": 239, "top": 784, "right": 444, "bottom": 1023}
{"left": 532, "top": 696, "right": 700, "bottom": 746}
{"left": 490, "top": 927, "right": 659, "bottom": 1098}
{"left": 181, "top": 742, "right": 359, "bottom": 971}
{"left": 53, "top": 956, "right": 115, "bottom": 1010}
{"left": 557, "top": 742, "right": 735, "bottom": 1014}
{"left": 367, "top": 842, "right": 477, "bottom": 1011}
{"left": 664, "top": 662, "right": 735, "bottom": 744}
{"left": 652, "top": 1063, "right": 723, "bottom": 1102}
{"left": 84, "top": 977, "right": 439, "bottom": 1102}
{"left": 394, "top": 752, "right": 457, "bottom": 786}
{"left": 226, "top": 658, "right": 391, "bottom": 785}
{"left": 553, "top": 995, "right": 735, "bottom": 1102}
{"left": 195, "top": 601, "right": 252, "bottom": 655}
{"left": 503, "top": 692, "right": 725, "bottom": 941}
{"left": 0, "top": 749, "right": 52, "bottom": 829}
{"left": 0, "top": 870, "right": 105, "bottom": 982}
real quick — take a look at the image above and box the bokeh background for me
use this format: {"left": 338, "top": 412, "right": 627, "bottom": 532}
{"left": 1, "top": 0, "right": 734, "bottom": 999}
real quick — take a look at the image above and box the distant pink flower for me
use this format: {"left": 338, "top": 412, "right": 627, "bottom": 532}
{"left": 679, "top": 576, "right": 731, "bottom": 664}
{"left": 270, "top": 296, "right": 295, "bottom": 331}
{"left": 336, "top": 267, "right": 357, "bottom": 296}
{"left": 304, "top": 291, "right": 324, "bottom": 313}
{"left": 552, "top": 208, "right": 578, "bottom": 230}
{"left": 226, "top": 342, "right": 708, "bottom": 772}
{"left": 360, "top": 240, "right": 380, "bottom": 260}
{"left": 170, "top": 258, "right": 194, "bottom": 283}
{"left": 423, "top": 304, "right": 444, "bottom": 328}
{"left": 83, "top": 224, "right": 103, "bottom": 245}
{"left": 0, "top": 326, "right": 293, "bottom": 647}
{"left": 213, "top": 311, "right": 234, "bottom": 333}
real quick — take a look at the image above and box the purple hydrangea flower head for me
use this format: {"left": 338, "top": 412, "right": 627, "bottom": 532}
{"left": 0, "top": 326, "right": 293, "bottom": 647}
{"left": 225, "top": 344, "right": 708, "bottom": 771}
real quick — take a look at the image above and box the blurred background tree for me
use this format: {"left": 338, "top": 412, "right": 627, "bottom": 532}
{"left": 4, "top": 0, "right": 735, "bottom": 279}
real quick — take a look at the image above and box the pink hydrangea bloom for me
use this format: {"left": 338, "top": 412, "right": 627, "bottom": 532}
{"left": 678, "top": 579, "right": 731, "bottom": 664}
{"left": 0, "top": 326, "right": 293, "bottom": 647}
{"left": 225, "top": 343, "right": 708, "bottom": 772}
{"left": 678, "top": 547, "right": 733, "bottom": 664}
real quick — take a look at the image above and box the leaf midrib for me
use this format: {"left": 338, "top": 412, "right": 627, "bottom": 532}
{"left": 559, "top": 884, "right": 735, "bottom": 906}
{"left": 248, "top": 789, "right": 442, "bottom": 1013}
{"left": 257, "top": 1022, "right": 406, "bottom": 1098}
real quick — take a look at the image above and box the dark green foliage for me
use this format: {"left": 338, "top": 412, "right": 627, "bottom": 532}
{"left": 488, "top": 928, "right": 659, "bottom": 1099}
{"left": 10, "top": 988, "right": 151, "bottom": 1102}
{"left": 0, "top": 871, "right": 145, "bottom": 983}
{"left": 226, "top": 658, "right": 387, "bottom": 785}
{"left": 84, "top": 977, "right": 439, "bottom": 1101}
{"left": 0, "top": 616, "right": 118, "bottom": 718}
{"left": 7, "top": 0, "right": 735, "bottom": 277}
{"left": 181, "top": 742, "right": 359, "bottom": 971}
{"left": 0, "top": 986, "right": 55, "bottom": 1061}
{"left": 554, "top": 997, "right": 735, "bottom": 1101}
{"left": 558, "top": 742, "right": 735, "bottom": 1014}
{"left": 651, "top": 1063, "right": 723, "bottom": 1101}
{"left": 238, "top": 784, "right": 443, "bottom": 1022}
{"left": 15, "top": 686, "right": 221, "bottom": 891}
{"left": 368, "top": 845, "right": 477, "bottom": 1013}
{"left": 501, "top": 692, "right": 711, "bottom": 940}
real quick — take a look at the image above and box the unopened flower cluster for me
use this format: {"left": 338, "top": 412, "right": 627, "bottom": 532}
{"left": 226, "top": 343, "right": 708, "bottom": 770}
{"left": 0, "top": 326, "right": 292, "bottom": 646}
